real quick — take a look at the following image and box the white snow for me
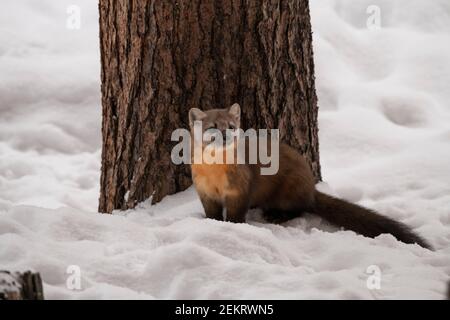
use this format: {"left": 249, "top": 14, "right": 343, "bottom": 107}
{"left": 0, "top": 0, "right": 449, "bottom": 299}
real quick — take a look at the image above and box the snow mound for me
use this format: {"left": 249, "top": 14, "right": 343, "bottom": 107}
{"left": 0, "top": 0, "right": 101, "bottom": 211}
{"left": 0, "top": 188, "right": 448, "bottom": 299}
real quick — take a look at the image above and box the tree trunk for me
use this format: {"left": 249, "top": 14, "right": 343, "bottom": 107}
{"left": 99, "top": 0, "right": 320, "bottom": 213}
{"left": 0, "top": 271, "right": 44, "bottom": 300}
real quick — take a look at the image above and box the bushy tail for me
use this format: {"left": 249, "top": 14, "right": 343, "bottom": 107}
{"left": 312, "top": 191, "right": 431, "bottom": 249}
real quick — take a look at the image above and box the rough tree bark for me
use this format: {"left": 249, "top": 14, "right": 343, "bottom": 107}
{"left": 99, "top": 0, "right": 320, "bottom": 213}
{"left": 0, "top": 271, "right": 44, "bottom": 300}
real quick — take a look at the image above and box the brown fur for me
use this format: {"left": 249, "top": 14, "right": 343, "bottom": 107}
{"left": 189, "top": 105, "right": 431, "bottom": 249}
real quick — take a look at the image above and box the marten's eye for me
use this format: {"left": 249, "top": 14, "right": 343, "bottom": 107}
{"left": 229, "top": 124, "right": 236, "bottom": 130}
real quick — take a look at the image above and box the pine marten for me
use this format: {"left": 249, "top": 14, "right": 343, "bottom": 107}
{"left": 188, "top": 103, "right": 431, "bottom": 249}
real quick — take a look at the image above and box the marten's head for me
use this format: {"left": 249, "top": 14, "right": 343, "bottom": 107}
{"left": 188, "top": 104, "right": 241, "bottom": 149}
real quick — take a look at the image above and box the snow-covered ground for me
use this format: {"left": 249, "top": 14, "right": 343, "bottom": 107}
{"left": 0, "top": 0, "right": 449, "bottom": 299}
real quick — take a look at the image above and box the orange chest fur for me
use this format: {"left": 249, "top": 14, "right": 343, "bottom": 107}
{"left": 191, "top": 164, "right": 232, "bottom": 200}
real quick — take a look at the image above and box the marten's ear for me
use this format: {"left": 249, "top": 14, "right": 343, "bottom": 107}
{"left": 229, "top": 103, "right": 241, "bottom": 123}
{"left": 189, "top": 108, "right": 206, "bottom": 127}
